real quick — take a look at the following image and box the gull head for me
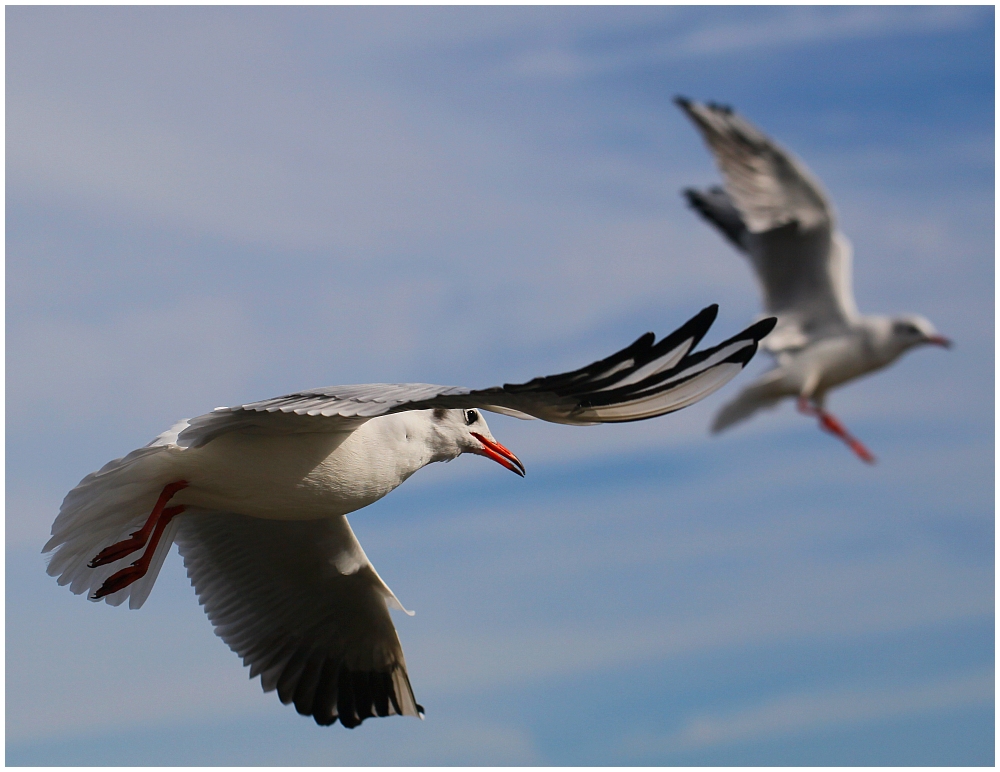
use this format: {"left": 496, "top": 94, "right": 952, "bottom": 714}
{"left": 430, "top": 408, "right": 525, "bottom": 477}
{"left": 868, "top": 314, "right": 951, "bottom": 364}
{"left": 888, "top": 314, "right": 952, "bottom": 352}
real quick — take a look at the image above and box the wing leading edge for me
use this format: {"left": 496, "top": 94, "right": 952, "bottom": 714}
{"left": 175, "top": 306, "right": 777, "bottom": 447}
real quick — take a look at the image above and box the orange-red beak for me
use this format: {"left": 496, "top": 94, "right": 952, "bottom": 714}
{"left": 470, "top": 432, "right": 525, "bottom": 477}
{"left": 927, "top": 334, "right": 952, "bottom": 348}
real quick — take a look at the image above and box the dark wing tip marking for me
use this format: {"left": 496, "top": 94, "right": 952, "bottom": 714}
{"left": 576, "top": 313, "right": 776, "bottom": 411}
{"left": 682, "top": 186, "right": 749, "bottom": 253}
{"left": 675, "top": 96, "right": 733, "bottom": 116}
{"left": 500, "top": 304, "right": 719, "bottom": 399}
{"left": 747, "top": 316, "right": 778, "bottom": 340}
{"left": 294, "top": 665, "right": 417, "bottom": 729}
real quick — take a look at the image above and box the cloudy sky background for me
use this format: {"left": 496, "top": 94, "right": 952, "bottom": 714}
{"left": 6, "top": 6, "right": 993, "bottom": 765}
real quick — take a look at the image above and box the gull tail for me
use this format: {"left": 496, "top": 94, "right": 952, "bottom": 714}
{"left": 711, "top": 368, "right": 788, "bottom": 433}
{"left": 43, "top": 427, "right": 189, "bottom": 609}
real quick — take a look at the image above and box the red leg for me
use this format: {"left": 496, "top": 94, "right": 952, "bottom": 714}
{"left": 92, "top": 505, "right": 186, "bottom": 599}
{"left": 89, "top": 480, "right": 189, "bottom": 568}
{"left": 797, "top": 397, "right": 875, "bottom": 464}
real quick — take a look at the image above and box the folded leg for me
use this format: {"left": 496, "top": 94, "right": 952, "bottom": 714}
{"left": 92, "top": 504, "right": 186, "bottom": 599}
{"left": 89, "top": 480, "right": 188, "bottom": 568}
{"left": 797, "top": 397, "right": 875, "bottom": 464}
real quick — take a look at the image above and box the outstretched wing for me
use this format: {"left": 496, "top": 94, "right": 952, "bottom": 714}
{"left": 676, "top": 96, "right": 832, "bottom": 234}
{"left": 676, "top": 97, "right": 858, "bottom": 351}
{"left": 175, "top": 509, "right": 422, "bottom": 728}
{"left": 176, "top": 306, "right": 776, "bottom": 447}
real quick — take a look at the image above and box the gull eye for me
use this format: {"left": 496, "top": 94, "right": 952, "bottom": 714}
{"left": 464, "top": 409, "right": 479, "bottom": 425}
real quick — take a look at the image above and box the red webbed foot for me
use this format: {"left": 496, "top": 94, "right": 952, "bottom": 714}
{"left": 91, "top": 504, "right": 186, "bottom": 600}
{"left": 88, "top": 480, "right": 189, "bottom": 568}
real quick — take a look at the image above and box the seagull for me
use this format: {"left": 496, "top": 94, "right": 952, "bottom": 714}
{"left": 675, "top": 97, "right": 951, "bottom": 463}
{"left": 44, "top": 305, "right": 775, "bottom": 728}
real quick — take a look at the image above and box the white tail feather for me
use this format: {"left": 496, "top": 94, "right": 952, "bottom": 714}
{"left": 44, "top": 444, "right": 185, "bottom": 608}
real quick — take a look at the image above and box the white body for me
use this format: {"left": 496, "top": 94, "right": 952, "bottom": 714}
{"left": 175, "top": 412, "right": 447, "bottom": 520}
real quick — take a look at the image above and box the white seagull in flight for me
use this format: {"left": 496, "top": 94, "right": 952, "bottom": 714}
{"left": 676, "top": 97, "right": 951, "bottom": 463}
{"left": 45, "top": 305, "right": 774, "bottom": 728}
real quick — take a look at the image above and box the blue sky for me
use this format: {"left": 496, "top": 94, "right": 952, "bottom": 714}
{"left": 6, "top": 6, "right": 993, "bottom": 765}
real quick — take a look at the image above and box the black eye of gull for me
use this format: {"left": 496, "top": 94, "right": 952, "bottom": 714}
{"left": 464, "top": 409, "right": 478, "bottom": 425}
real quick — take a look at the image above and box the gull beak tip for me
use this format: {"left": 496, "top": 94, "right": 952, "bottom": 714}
{"left": 470, "top": 432, "right": 526, "bottom": 477}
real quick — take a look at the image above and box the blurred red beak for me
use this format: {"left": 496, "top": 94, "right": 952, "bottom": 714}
{"left": 470, "top": 432, "right": 525, "bottom": 477}
{"left": 927, "top": 335, "right": 952, "bottom": 348}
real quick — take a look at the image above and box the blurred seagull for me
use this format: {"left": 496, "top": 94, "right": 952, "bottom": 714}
{"left": 676, "top": 97, "right": 951, "bottom": 463}
{"left": 45, "top": 305, "right": 774, "bottom": 728}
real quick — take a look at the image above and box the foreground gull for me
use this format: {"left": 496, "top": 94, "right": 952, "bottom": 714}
{"left": 676, "top": 97, "right": 951, "bottom": 463}
{"left": 45, "top": 305, "right": 774, "bottom": 728}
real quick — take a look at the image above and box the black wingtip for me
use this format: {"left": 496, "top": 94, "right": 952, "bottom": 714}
{"left": 707, "top": 100, "right": 734, "bottom": 115}
{"left": 674, "top": 95, "right": 692, "bottom": 109}
{"left": 694, "top": 303, "right": 719, "bottom": 326}
{"left": 725, "top": 317, "right": 778, "bottom": 368}
{"left": 748, "top": 316, "right": 778, "bottom": 341}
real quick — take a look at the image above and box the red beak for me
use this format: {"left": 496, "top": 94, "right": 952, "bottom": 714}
{"left": 927, "top": 335, "right": 952, "bottom": 348}
{"left": 470, "top": 432, "right": 525, "bottom": 477}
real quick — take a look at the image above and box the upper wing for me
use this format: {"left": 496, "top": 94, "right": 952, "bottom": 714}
{"left": 675, "top": 96, "right": 832, "bottom": 234}
{"left": 676, "top": 97, "right": 859, "bottom": 348}
{"left": 175, "top": 305, "right": 777, "bottom": 447}
{"left": 175, "top": 509, "right": 422, "bottom": 728}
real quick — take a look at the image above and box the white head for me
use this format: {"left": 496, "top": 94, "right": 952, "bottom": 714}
{"left": 874, "top": 314, "right": 951, "bottom": 361}
{"left": 425, "top": 407, "right": 525, "bottom": 476}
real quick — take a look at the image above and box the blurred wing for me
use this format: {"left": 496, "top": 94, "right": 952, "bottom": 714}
{"left": 676, "top": 96, "right": 832, "bottom": 233}
{"left": 677, "top": 97, "right": 858, "bottom": 349}
{"left": 829, "top": 231, "right": 859, "bottom": 322}
{"left": 176, "top": 306, "right": 776, "bottom": 446}
{"left": 175, "top": 510, "right": 422, "bottom": 728}
{"left": 683, "top": 185, "right": 751, "bottom": 253}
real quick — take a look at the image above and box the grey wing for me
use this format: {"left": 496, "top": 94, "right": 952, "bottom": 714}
{"left": 676, "top": 97, "right": 859, "bottom": 349}
{"left": 175, "top": 510, "right": 422, "bottom": 728}
{"left": 175, "top": 305, "right": 776, "bottom": 446}
{"left": 683, "top": 185, "right": 751, "bottom": 253}
{"left": 675, "top": 96, "right": 832, "bottom": 234}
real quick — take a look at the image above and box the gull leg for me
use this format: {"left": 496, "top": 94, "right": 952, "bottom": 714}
{"left": 797, "top": 397, "right": 876, "bottom": 464}
{"left": 89, "top": 480, "right": 189, "bottom": 568}
{"left": 92, "top": 505, "right": 186, "bottom": 599}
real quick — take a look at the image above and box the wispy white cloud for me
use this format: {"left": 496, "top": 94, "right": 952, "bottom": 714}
{"left": 671, "top": 6, "right": 979, "bottom": 58}
{"left": 626, "top": 669, "right": 994, "bottom": 753}
{"left": 7, "top": 296, "right": 263, "bottom": 432}
{"left": 504, "top": 7, "right": 983, "bottom": 80}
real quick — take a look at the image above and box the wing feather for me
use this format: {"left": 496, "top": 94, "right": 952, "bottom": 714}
{"left": 175, "top": 306, "right": 776, "bottom": 446}
{"left": 677, "top": 97, "right": 860, "bottom": 349}
{"left": 175, "top": 509, "right": 422, "bottom": 728}
{"left": 675, "top": 96, "right": 832, "bottom": 234}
